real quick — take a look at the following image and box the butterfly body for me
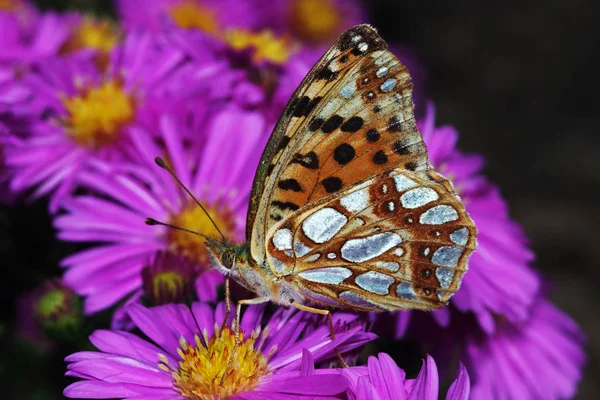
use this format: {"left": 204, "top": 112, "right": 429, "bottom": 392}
{"left": 204, "top": 24, "right": 477, "bottom": 315}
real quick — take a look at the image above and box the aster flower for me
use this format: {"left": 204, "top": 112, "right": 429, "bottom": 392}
{"left": 165, "top": 19, "right": 318, "bottom": 123}
{"left": 463, "top": 296, "right": 585, "bottom": 399}
{"left": 115, "top": 0, "right": 257, "bottom": 34}
{"left": 250, "top": 0, "right": 367, "bottom": 47}
{"left": 343, "top": 353, "right": 470, "bottom": 400}
{"left": 64, "top": 301, "right": 375, "bottom": 399}
{"left": 4, "top": 30, "right": 186, "bottom": 211}
{"left": 54, "top": 104, "right": 268, "bottom": 314}
{"left": 411, "top": 104, "right": 540, "bottom": 333}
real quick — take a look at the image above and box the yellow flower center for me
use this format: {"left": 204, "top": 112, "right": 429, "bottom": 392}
{"left": 224, "top": 29, "right": 298, "bottom": 65}
{"left": 60, "top": 80, "right": 135, "bottom": 148}
{"left": 168, "top": 202, "right": 235, "bottom": 266}
{"left": 152, "top": 271, "right": 185, "bottom": 301}
{"left": 169, "top": 0, "right": 218, "bottom": 34}
{"left": 37, "top": 289, "right": 66, "bottom": 318}
{"left": 160, "top": 326, "right": 273, "bottom": 399}
{"left": 61, "top": 17, "right": 121, "bottom": 55}
{"left": 290, "top": 0, "right": 342, "bottom": 44}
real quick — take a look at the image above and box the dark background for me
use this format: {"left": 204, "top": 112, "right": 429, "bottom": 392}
{"left": 1, "top": 0, "right": 598, "bottom": 398}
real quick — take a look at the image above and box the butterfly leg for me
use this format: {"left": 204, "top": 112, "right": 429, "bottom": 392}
{"left": 221, "top": 296, "right": 270, "bottom": 384}
{"left": 221, "top": 278, "right": 231, "bottom": 331}
{"left": 292, "top": 303, "right": 349, "bottom": 368}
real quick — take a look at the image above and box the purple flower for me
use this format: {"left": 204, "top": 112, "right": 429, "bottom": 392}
{"left": 462, "top": 296, "right": 585, "bottom": 399}
{"left": 64, "top": 302, "right": 375, "bottom": 399}
{"left": 408, "top": 104, "right": 540, "bottom": 333}
{"left": 343, "top": 353, "right": 470, "bottom": 400}
{"left": 54, "top": 104, "right": 268, "bottom": 314}
{"left": 166, "top": 24, "right": 318, "bottom": 122}
{"left": 4, "top": 31, "right": 186, "bottom": 211}
{"left": 115, "top": 0, "right": 257, "bottom": 34}
{"left": 250, "top": 0, "right": 367, "bottom": 47}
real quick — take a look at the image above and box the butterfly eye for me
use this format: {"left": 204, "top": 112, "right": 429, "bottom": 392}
{"left": 221, "top": 251, "right": 236, "bottom": 269}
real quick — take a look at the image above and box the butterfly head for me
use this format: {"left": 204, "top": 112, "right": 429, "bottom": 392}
{"left": 204, "top": 236, "right": 251, "bottom": 277}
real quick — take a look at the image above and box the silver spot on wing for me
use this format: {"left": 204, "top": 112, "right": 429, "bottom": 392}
{"left": 272, "top": 228, "right": 292, "bottom": 250}
{"left": 431, "top": 246, "right": 463, "bottom": 267}
{"left": 450, "top": 227, "right": 469, "bottom": 246}
{"left": 355, "top": 271, "right": 395, "bottom": 295}
{"left": 298, "top": 267, "right": 352, "bottom": 285}
{"left": 400, "top": 187, "right": 439, "bottom": 209}
{"left": 419, "top": 205, "right": 458, "bottom": 225}
{"left": 302, "top": 207, "right": 348, "bottom": 243}
{"left": 435, "top": 267, "right": 455, "bottom": 289}
{"left": 341, "top": 232, "right": 403, "bottom": 262}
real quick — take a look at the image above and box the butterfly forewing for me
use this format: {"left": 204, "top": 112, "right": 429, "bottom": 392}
{"left": 248, "top": 24, "right": 477, "bottom": 311}
{"left": 248, "top": 25, "right": 401, "bottom": 263}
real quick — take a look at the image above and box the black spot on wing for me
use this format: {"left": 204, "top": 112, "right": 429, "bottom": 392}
{"left": 278, "top": 179, "right": 303, "bottom": 192}
{"left": 405, "top": 162, "right": 418, "bottom": 171}
{"left": 321, "top": 177, "right": 342, "bottom": 193}
{"left": 272, "top": 201, "right": 300, "bottom": 211}
{"left": 372, "top": 151, "right": 388, "bottom": 165}
{"left": 293, "top": 96, "right": 322, "bottom": 117}
{"left": 291, "top": 151, "right": 319, "bottom": 169}
{"left": 393, "top": 141, "right": 411, "bottom": 155}
{"left": 340, "top": 116, "right": 363, "bottom": 133}
{"left": 333, "top": 144, "right": 355, "bottom": 165}
{"left": 388, "top": 116, "right": 404, "bottom": 132}
{"left": 366, "top": 129, "right": 380, "bottom": 142}
{"left": 308, "top": 117, "right": 324, "bottom": 132}
{"left": 321, "top": 115, "right": 343, "bottom": 134}
{"left": 317, "top": 67, "right": 338, "bottom": 81}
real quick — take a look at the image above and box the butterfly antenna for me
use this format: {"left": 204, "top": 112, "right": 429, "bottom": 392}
{"left": 145, "top": 217, "right": 216, "bottom": 241}
{"left": 154, "top": 157, "right": 226, "bottom": 242}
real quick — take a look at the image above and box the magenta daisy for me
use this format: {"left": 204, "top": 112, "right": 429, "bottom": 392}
{"left": 115, "top": 0, "right": 257, "bottom": 34}
{"left": 4, "top": 30, "right": 186, "bottom": 211}
{"left": 64, "top": 302, "right": 375, "bottom": 399}
{"left": 409, "top": 104, "right": 540, "bottom": 333}
{"left": 464, "top": 296, "right": 585, "bottom": 399}
{"left": 54, "top": 104, "right": 268, "bottom": 314}
{"left": 343, "top": 353, "right": 470, "bottom": 400}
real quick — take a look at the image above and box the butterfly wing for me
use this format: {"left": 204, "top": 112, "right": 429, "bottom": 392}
{"left": 266, "top": 169, "right": 477, "bottom": 311}
{"left": 248, "top": 25, "right": 428, "bottom": 265}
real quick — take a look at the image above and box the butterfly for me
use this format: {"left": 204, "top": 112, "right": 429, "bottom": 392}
{"left": 149, "top": 24, "right": 476, "bottom": 366}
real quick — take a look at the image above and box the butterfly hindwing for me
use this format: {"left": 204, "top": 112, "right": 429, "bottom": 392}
{"left": 266, "top": 169, "right": 477, "bottom": 311}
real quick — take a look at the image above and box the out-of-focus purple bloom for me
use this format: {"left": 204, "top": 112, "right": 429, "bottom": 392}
{"left": 250, "top": 0, "right": 366, "bottom": 47}
{"left": 343, "top": 353, "right": 470, "bottom": 400}
{"left": 464, "top": 297, "right": 585, "bottom": 400}
{"left": 3, "top": 31, "right": 186, "bottom": 211}
{"left": 405, "top": 104, "right": 540, "bottom": 333}
{"left": 64, "top": 302, "right": 375, "bottom": 399}
{"left": 115, "top": 0, "right": 257, "bottom": 33}
{"left": 54, "top": 103, "right": 267, "bottom": 315}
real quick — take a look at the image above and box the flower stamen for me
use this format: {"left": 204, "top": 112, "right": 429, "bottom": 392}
{"left": 169, "top": 0, "right": 218, "bottom": 34}
{"left": 223, "top": 29, "right": 299, "bottom": 65}
{"left": 161, "top": 327, "right": 272, "bottom": 399}
{"left": 60, "top": 79, "right": 135, "bottom": 148}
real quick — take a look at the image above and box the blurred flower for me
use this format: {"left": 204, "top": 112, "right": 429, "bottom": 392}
{"left": 464, "top": 297, "right": 585, "bottom": 400}
{"left": 54, "top": 104, "right": 267, "bottom": 314}
{"left": 59, "top": 14, "right": 122, "bottom": 70}
{"left": 3, "top": 31, "right": 186, "bottom": 211}
{"left": 115, "top": 0, "right": 256, "bottom": 34}
{"left": 32, "top": 279, "right": 83, "bottom": 341}
{"left": 251, "top": 0, "right": 367, "bottom": 47}
{"left": 343, "top": 353, "right": 470, "bottom": 400}
{"left": 141, "top": 250, "right": 200, "bottom": 306}
{"left": 64, "top": 302, "right": 374, "bottom": 399}
{"left": 397, "top": 104, "right": 540, "bottom": 334}
{"left": 167, "top": 23, "right": 316, "bottom": 122}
